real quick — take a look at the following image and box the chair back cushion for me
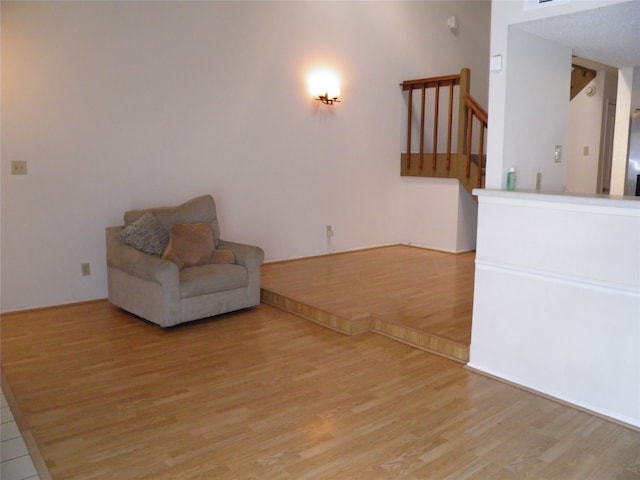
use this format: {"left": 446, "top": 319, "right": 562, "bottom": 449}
{"left": 124, "top": 195, "right": 221, "bottom": 246}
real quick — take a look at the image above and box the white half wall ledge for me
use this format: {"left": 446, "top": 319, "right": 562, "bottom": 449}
{"left": 471, "top": 188, "right": 640, "bottom": 428}
{"left": 472, "top": 188, "right": 640, "bottom": 210}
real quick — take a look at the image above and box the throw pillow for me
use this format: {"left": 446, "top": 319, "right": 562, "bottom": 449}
{"left": 211, "top": 249, "right": 235, "bottom": 264}
{"left": 162, "top": 223, "right": 215, "bottom": 270}
{"left": 119, "top": 212, "right": 169, "bottom": 256}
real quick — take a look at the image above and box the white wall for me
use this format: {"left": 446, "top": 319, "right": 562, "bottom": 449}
{"left": 483, "top": 0, "right": 628, "bottom": 190}
{"left": 596, "top": 69, "right": 619, "bottom": 194}
{"left": 399, "top": 177, "right": 477, "bottom": 253}
{"left": 611, "top": 68, "right": 635, "bottom": 195}
{"left": 502, "top": 27, "right": 570, "bottom": 191}
{"left": 566, "top": 74, "right": 605, "bottom": 194}
{"left": 456, "top": 183, "right": 478, "bottom": 252}
{"left": 624, "top": 68, "right": 640, "bottom": 195}
{"left": 0, "top": 1, "right": 490, "bottom": 311}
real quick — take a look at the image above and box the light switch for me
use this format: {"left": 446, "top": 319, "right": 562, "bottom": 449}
{"left": 554, "top": 145, "right": 562, "bottom": 164}
{"left": 583, "top": 146, "right": 589, "bottom": 156}
{"left": 11, "top": 160, "right": 27, "bottom": 175}
{"left": 490, "top": 55, "right": 502, "bottom": 72}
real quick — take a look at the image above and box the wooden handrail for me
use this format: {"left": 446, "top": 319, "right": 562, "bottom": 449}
{"left": 400, "top": 74, "right": 461, "bottom": 90}
{"left": 463, "top": 94, "right": 487, "bottom": 126}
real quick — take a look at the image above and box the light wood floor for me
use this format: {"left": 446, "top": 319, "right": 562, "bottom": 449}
{"left": 2, "top": 300, "right": 640, "bottom": 479}
{"left": 261, "top": 246, "right": 474, "bottom": 362}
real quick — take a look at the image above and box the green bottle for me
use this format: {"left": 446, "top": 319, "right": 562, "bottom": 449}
{"left": 506, "top": 167, "right": 516, "bottom": 191}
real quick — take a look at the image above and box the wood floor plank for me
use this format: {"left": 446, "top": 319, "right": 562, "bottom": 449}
{"left": 261, "top": 245, "right": 474, "bottom": 361}
{"left": 2, "top": 301, "right": 640, "bottom": 479}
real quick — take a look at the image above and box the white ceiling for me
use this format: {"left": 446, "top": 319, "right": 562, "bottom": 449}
{"left": 516, "top": 1, "right": 640, "bottom": 69}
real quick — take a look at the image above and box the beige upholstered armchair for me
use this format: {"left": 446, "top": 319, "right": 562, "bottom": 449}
{"left": 106, "top": 195, "right": 264, "bottom": 327}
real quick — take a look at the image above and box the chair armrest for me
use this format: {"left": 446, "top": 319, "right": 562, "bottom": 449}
{"left": 106, "top": 226, "right": 179, "bottom": 284}
{"left": 218, "top": 239, "right": 264, "bottom": 271}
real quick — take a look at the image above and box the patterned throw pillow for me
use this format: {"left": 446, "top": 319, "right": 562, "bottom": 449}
{"left": 119, "top": 212, "right": 169, "bottom": 256}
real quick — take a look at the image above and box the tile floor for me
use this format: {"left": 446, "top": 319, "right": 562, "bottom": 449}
{"left": 1, "top": 388, "right": 39, "bottom": 480}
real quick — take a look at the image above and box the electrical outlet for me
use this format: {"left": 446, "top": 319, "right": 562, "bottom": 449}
{"left": 11, "top": 160, "right": 27, "bottom": 175}
{"left": 535, "top": 172, "right": 542, "bottom": 190}
{"left": 81, "top": 263, "right": 91, "bottom": 276}
{"left": 583, "top": 146, "right": 589, "bottom": 156}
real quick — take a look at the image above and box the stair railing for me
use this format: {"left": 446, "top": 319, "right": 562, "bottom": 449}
{"left": 400, "top": 68, "right": 487, "bottom": 193}
{"left": 463, "top": 93, "right": 488, "bottom": 189}
{"left": 401, "top": 69, "right": 469, "bottom": 172}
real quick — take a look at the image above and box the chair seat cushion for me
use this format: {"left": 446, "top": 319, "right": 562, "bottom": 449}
{"left": 180, "top": 263, "right": 248, "bottom": 298}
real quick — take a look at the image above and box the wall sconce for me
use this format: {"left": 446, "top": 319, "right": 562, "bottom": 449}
{"left": 308, "top": 68, "right": 341, "bottom": 105}
{"left": 317, "top": 92, "right": 340, "bottom": 105}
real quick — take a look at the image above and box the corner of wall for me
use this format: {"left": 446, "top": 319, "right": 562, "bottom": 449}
{"left": 456, "top": 183, "right": 478, "bottom": 252}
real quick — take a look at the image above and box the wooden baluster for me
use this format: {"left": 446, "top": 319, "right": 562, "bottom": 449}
{"left": 406, "top": 88, "right": 413, "bottom": 170}
{"left": 420, "top": 85, "right": 426, "bottom": 170}
{"left": 432, "top": 83, "right": 439, "bottom": 171}
{"left": 447, "top": 82, "right": 454, "bottom": 171}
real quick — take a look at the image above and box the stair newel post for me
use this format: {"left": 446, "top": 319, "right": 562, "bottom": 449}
{"left": 466, "top": 110, "right": 473, "bottom": 178}
{"left": 457, "top": 68, "right": 471, "bottom": 184}
{"left": 477, "top": 126, "right": 485, "bottom": 188}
